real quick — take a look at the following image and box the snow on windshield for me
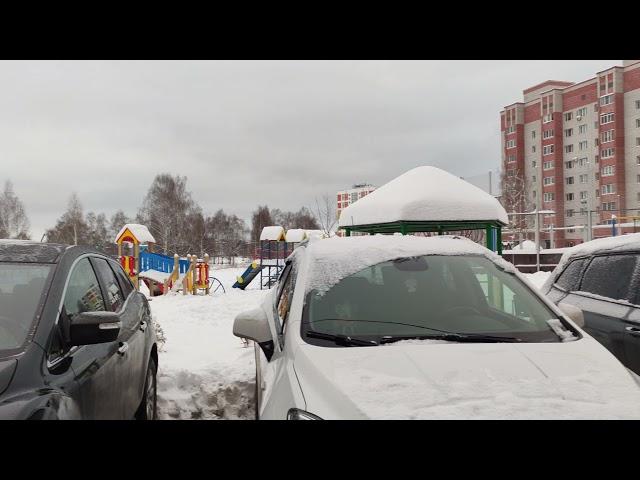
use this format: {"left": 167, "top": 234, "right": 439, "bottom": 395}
{"left": 301, "top": 235, "right": 516, "bottom": 295}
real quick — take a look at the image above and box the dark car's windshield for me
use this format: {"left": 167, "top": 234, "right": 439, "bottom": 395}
{"left": 0, "top": 263, "right": 52, "bottom": 353}
{"left": 302, "top": 255, "right": 569, "bottom": 346}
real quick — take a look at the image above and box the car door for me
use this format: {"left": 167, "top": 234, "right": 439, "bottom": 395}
{"left": 91, "top": 256, "right": 146, "bottom": 417}
{"left": 566, "top": 254, "right": 638, "bottom": 366}
{"left": 61, "top": 256, "right": 127, "bottom": 419}
{"left": 545, "top": 256, "right": 590, "bottom": 305}
{"left": 620, "top": 254, "right": 640, "bottom": 375}
{"left": 258, "top": 261, "right": 298, "bottom": 418}
{"left": 109, "top": 258, "right": 150, "bottom": 409}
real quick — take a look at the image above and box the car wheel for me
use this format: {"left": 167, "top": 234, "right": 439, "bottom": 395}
{"left": 136, "top": 357, "right": 157, "bottom": 420}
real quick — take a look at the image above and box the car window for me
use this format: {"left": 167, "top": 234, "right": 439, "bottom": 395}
{"left": 555, "top": 258, "right": 588, "bottom": 291}
{"left": 579, "top": 254, "right": 638, "bottom": 302}
{"left": 92, "top": 258, "right": 125, "bottom": 312}
{"left": 276, "top": 264, "right": 295, "bottom": 332}
{"left": 303, "top": 255, "right": 562, "bottom": 345}
{"left": 64, "top": 258, "right": 106, "bottom": 318}
{"left": 109, "top": 260, "right": 134, "bottom": 299}
{"left": 0, "top": 263, "right": 52, "bottom": 353}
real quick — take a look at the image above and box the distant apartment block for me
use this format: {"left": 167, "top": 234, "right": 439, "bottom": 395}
{"left": 500, "top": 60, "right": 640, "bottom": 247}
{"left": 336, "top": 183, "right": 376, "bottom": 226}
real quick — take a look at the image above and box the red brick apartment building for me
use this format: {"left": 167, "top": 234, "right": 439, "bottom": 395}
{"left": 501, "top": 60, "right": 640, "bottom": 248}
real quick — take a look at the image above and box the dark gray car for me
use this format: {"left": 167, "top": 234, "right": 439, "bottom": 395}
{"left": 541, "top": 234, "right": 640, "bottom": 375}
{"left": 0, "top": 240, "right": 158, "bottom": 419}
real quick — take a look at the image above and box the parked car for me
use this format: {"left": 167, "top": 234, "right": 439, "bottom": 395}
{"left": 233, "top": 235, "right": 640, "bottom": 419}
{"left": 0, "top": 240, "right": 158, "bottom": 419}
{"left": 541, "top": 233, "right": 640, "bottom": 376}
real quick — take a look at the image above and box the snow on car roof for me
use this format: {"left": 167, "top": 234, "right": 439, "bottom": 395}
{"left": 259, "top": 226, "right": 285, "bottom": 241}
{"left": 338, "top": 166, "right": 509, "bottom": 228}
{"left": 0, "top": 240, "right": 69, "bottom": 263}
{"left": 114, "top": 224, "right": 156, "bottom": 244}
{"left": 541, "top": 233, "right": 640, "bottom": 293}
{"left": 300, "top": 234, "right": 514, "bottom": 294}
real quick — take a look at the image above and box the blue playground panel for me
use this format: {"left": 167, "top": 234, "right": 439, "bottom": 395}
{"left": 233, "top": 262, "right": 263, "bottom": 290}
{"left": 139, "top": 251, "right": 190, "bottom": 275}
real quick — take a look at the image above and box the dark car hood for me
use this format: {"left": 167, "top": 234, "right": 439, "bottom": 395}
{"left": 0, "top": 359, "right": 17, "bottom": 396}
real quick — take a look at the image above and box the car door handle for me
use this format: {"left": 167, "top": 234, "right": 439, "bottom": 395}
{"left": 140, "top": 321, "right": 147, "bottom": 332}
{"left": 117, "top": 342, "right": 129, "bottom": 355}
{"left": 625, "top": 326, "right": 640, "bottom": 337}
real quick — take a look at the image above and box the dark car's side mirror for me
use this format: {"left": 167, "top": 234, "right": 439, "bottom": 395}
{"left": 69, "top": 311, "right": 121, "bottom": 346}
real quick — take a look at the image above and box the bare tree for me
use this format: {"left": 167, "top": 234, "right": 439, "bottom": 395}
{"left": 0, "top": 180, "right": 30, "bottom": 239}
{"left": 313, "top": 194, "right": 337, "bottom": 237}
{"left": 500, "top": 169, "right": 530, "bottom": 239}
{"left": 45, "top": 193, "right": 89, "bottom": 245}
{"left": 251, "top": 205, "right": 273, "bottom": 244}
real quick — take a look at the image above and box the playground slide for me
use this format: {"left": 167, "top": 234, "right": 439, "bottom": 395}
{"left": 233, "top": 261, "right": 263, "bottom": 290}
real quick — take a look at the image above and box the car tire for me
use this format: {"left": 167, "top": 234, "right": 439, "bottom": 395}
{"left": 135, "top": 357, "right": 157, "bottom": 420}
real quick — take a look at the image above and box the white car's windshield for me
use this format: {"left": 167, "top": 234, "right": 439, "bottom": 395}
{"left": 302, "top": 255, "right": 571, "bottom": 346}
{"left": 0, "top": 263, "right": 52, "bottom": 353}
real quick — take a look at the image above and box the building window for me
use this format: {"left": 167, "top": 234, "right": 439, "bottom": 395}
{"left": 578, "top": 157, "right": 589, "bottom": 167}
{"left": 506, "top": 125, "right": 516, "bottom": 134}
{"left": 600, "top": 113, "right": 615, "bottom": 124}
{"left": 565, "top": 160, "right": 573, "bottom": 169}
{"left": 532, "top": 190, "right": 537, "bottom": 198}
{"left": 637, "top": 137, "right": 640, "bottom": 146}
{"left": 543, "top": 114, "right": 553, "bottom": 124}
{"left": 579, "top": 140, "right": 588, "bottom": 151}
{"left": 637, "top": 192, "right": 640, "bottom": 202}
{"left": 565, "top": 144, "right": 574, "bottom": 153}
{"left": 637, "top": 155, "right": 640, "bottom": 165}
{"left": 532, "top": 130, "right": 536, "bottom": 139}
{"left": 543, "top": 192, "right": 555, "bottom": 202}
{"left": 532, "top": 145, "right": 536, "bottom": 153}
{"left": 507, "top": 154, "right": 516, "bottom": 163}
{"left": 636, "top": 100, "right": 640, "bottom": 109}
{"left": 566, "top": 209, "right": 574, "bottom": 217}
{"left": 580, "top": 174, "right": 589, "bottom": 184}
{"left": 601, "top": 130, "right": 615, "bottom": 143}
{"left": 637, "top": 174, "right": 640, "bottom": 183}
{"left": 636, "top": 118, "right": 640, "bottom": 128}
{"left": 601, "top": 184, "right": 616, "bottom": 195}
{"left": 543, "top": 176, "right": 555, "bottom": 186}
{"left": 565, "top": 177, "right": 574, "bottom": 185}
{"left": 602, "top": 165, "right": 615, "bottom": 176}
{"left": 600, "top": 94, "right": 614, "bottom": 106}
{"left": 580, "top": 191, "right": 588, "bottom": 200}
{"left": 543, "top": 145, "right": 554, "bottom": 156}
{"left": 506, "top": 139, "right": 516, "bottom": 149}
{"left": 577, "top": 107, "right": 588, "bottom": 117}
{"left": 601, "top": 148, "right": 615, "bottom": 159}
{"left": 532, "top": 160, "right": 537, "bottom": 168}
{"left": 602, "top": 202, "right": 617, "bottom": 211}
{"left": 543, "top": 129, "right": 554, "bottom": 139}
{"left": 566, "top": 193, "right": 574, "bottom": 201}
{"left": 565, "top": 128, "right": 573, "bottom": 137}
{"left": 565, "top": 112, "right": 573, "bottom": 122}
{"left": 543, "top": 161, "right": 554, "bottom": 170}
{"left": 578, "top": 124, "right": 587, "bottom": 134}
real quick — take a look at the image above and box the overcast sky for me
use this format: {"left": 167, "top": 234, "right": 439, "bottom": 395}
{"left": 0, "top": 60, "right": 619, "bottom": 240}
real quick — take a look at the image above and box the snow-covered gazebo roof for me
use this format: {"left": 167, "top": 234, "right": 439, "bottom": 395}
{"left": 114, "top": 224, "right": 156, "bottom": 244}
{"left": 339, "top": 166, "right": 508, "bottom": 229}
{"left": 338, "top": 166, "right": 509, "bottom": 252}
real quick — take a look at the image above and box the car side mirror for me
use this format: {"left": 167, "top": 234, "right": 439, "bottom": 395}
{"left": 233, "top": 307, "right": 274, "bottom": 361}
{"left": 557, "top": 303, "right": 585, "bottom": 328}
{"left": 69, "top": 311, "right": 121, "bottom": 346}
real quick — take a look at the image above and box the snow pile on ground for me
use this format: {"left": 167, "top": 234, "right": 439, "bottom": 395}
{"left": 151, "top": 266, "right": 269, "bottom": 420}
{"left": 523, "top": 271, "right": 552, "bottom": 290}
{"left": 338, "top": 166, "right": 509, "bottom": 227}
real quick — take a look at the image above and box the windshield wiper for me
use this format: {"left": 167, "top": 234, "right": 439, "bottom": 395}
{"left": 305, "top": 331, "right": 378, "bottom": 347}
{"left": 380, "top": 333, "right": 522, "bottom": 344}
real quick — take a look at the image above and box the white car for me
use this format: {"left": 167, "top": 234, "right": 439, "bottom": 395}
{"left": 233, "top": 235, "right": 640, "bottom": 419}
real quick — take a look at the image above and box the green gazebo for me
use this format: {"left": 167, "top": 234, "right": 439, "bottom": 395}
{"left": 338, "top": 166, "right": 509, "bottom": 254}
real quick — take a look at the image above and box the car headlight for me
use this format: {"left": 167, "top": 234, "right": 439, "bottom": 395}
{"left": 287, "top": 408, "right": 323, "bottom": 420}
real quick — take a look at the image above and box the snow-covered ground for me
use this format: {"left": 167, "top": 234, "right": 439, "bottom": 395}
{"left": 149, "top": 265, "right": 269, "bottom": 420}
